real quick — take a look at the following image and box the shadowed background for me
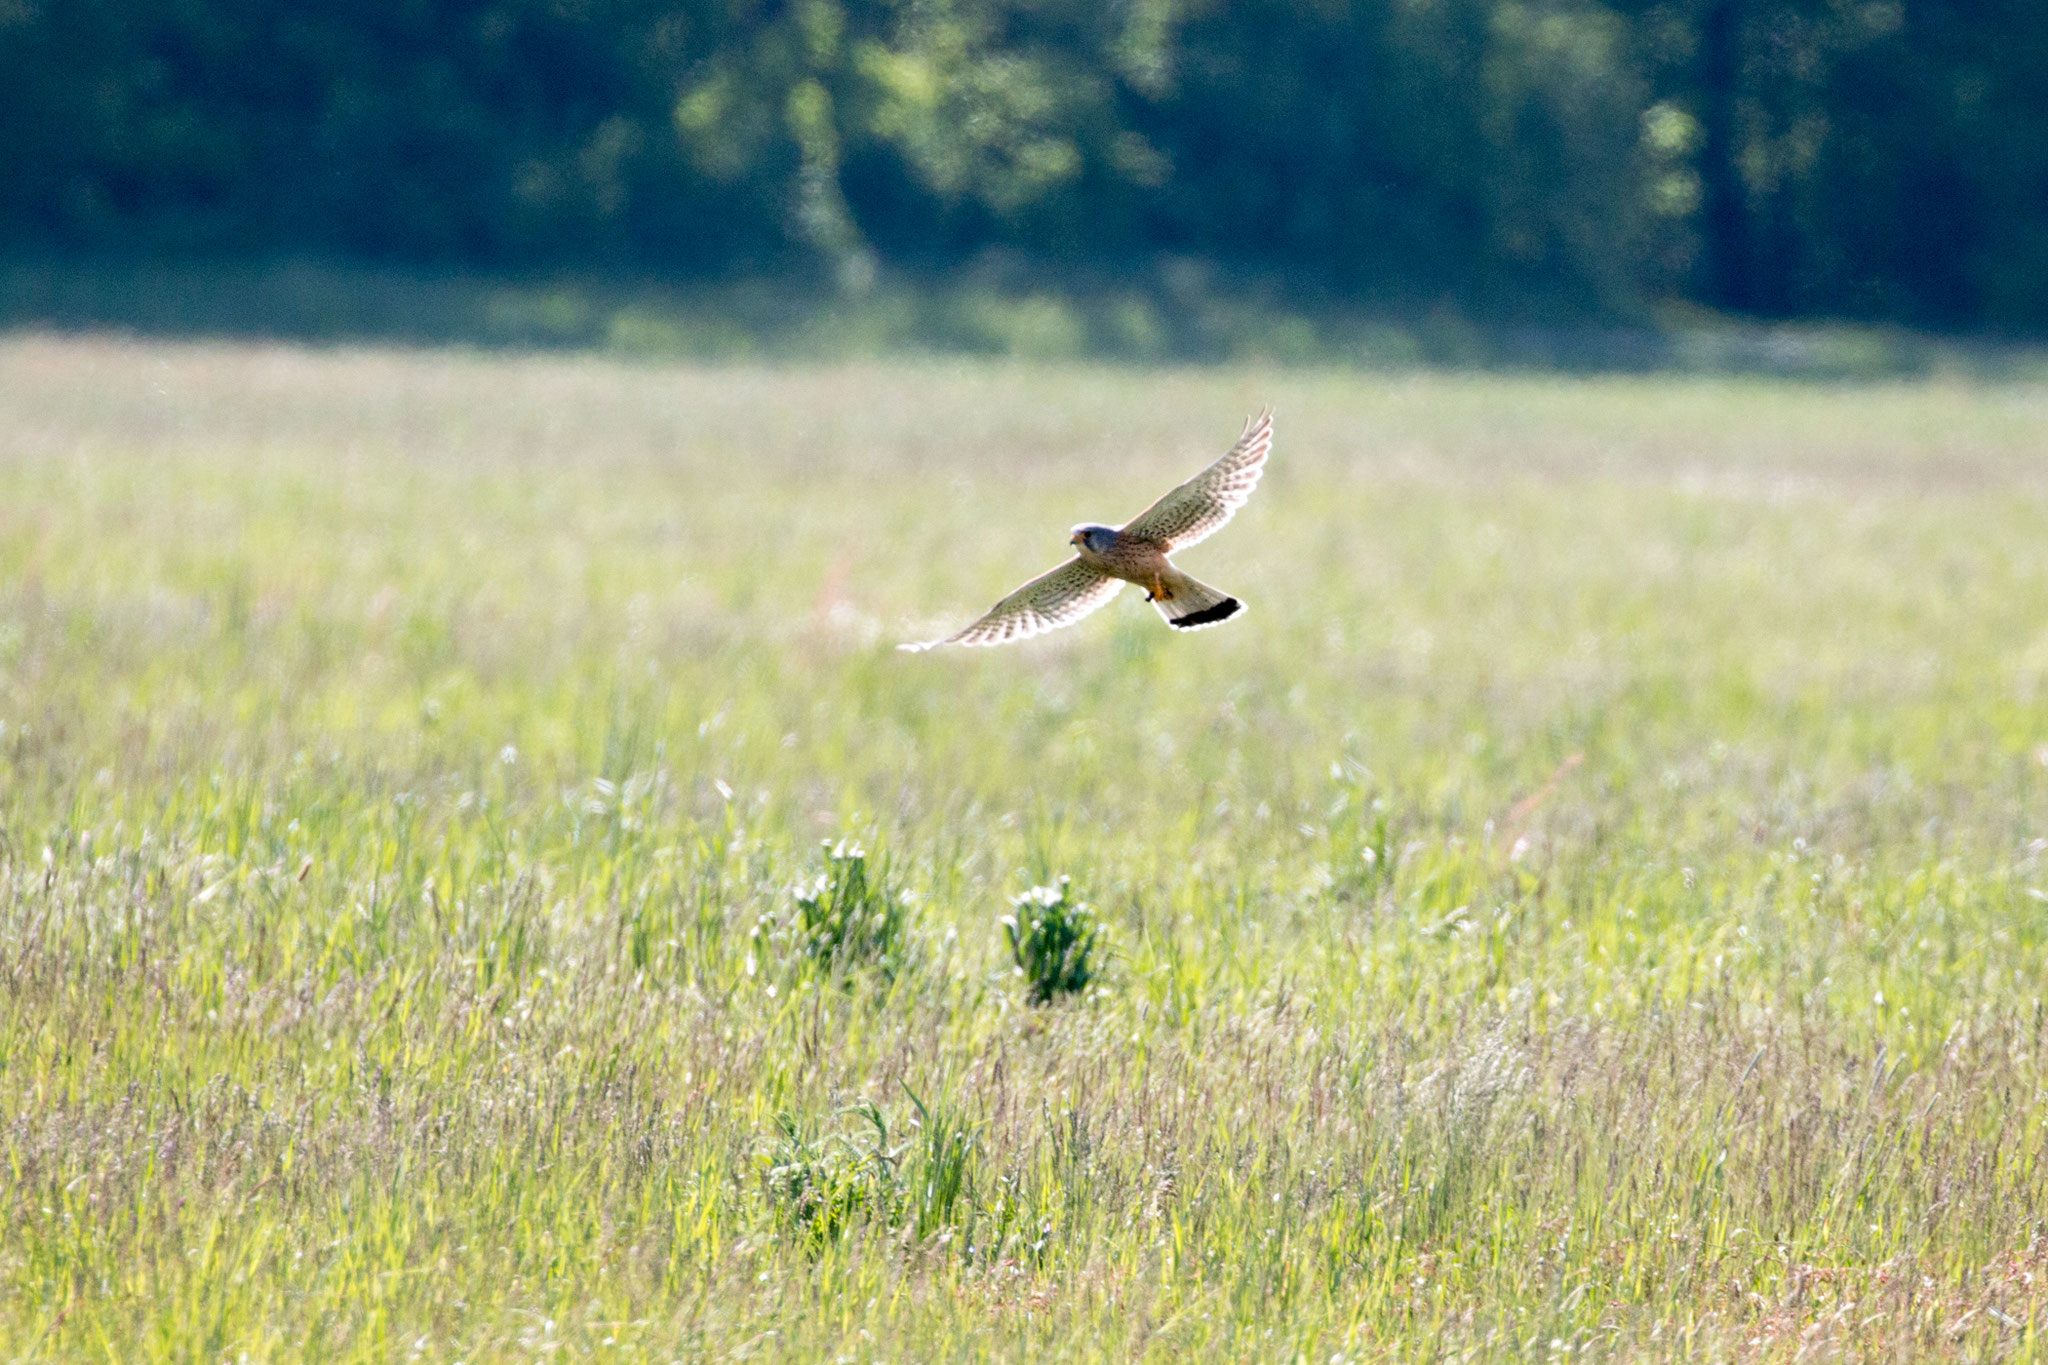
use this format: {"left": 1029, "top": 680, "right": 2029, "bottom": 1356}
{"left": 4, "top": 0, "right": 2047, "bottom": 344}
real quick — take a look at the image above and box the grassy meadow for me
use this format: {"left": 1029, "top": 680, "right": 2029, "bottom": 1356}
{"left": 5, "top": 333, "right": 2048, "bottom": 1360}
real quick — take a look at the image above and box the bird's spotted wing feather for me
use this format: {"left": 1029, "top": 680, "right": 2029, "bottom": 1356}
{"left": 1120, "top": 408, "right": 1273, "bottom": 551}
{"left": 899, "top": 558, "right": 1122, "bottom": 651}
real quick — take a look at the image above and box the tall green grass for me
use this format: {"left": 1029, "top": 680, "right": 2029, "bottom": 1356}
{"left": 2, "top": 334, "right": 2047, "bottom": 1359}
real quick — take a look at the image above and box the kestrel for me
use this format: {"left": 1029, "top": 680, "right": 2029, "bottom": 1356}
{"left": 901, "top": 409, "right": 1273, "bottom": 651}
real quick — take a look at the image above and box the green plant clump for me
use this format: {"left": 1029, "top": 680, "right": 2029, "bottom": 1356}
{"left": 760, "top": 1105, "right": 898, "bottom": 1250}
{"left": 783, "top": 839, "right": 912, "bottom": 979}
{"left": 1004, "top": 876, "right": 1103, "bottom": 1004}
{"left": 759, "top": 1090, "right": 978, "bottom": 1251}
{"left": 903, "top": 1084, "right": 978, "bottom": 1238}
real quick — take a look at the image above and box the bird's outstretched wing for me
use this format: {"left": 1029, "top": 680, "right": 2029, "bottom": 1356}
{"left": 1120, "top": 408, "right": 1273, "bottom": 551}
{"left": 899, "top": 558, "right": 1122, "bottom": 651}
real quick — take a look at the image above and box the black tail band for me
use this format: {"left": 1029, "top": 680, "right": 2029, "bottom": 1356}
{"left": 1170, "top": 597, "right": 1242, "bottom": 629}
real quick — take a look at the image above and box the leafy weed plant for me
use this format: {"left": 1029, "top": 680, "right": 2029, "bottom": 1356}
{"left": 770, "top": 839, "right": 913, "bottom": 981}
{"left": 902, "top": 1084, "right": 978, "bottom": 1239}
{"left": 1004, "top": 876, "right": 1103, "bottom": 1003}
{"left": 760, "top": 1091, "right": 978, "bottom": 1251}
{"left": 760, "top": 1106, "right": 897, "bottom": 1250}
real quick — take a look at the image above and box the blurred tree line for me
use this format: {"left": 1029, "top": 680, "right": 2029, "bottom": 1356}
{"left": 3, "top": 0, "right": 2043, "bottom": 326}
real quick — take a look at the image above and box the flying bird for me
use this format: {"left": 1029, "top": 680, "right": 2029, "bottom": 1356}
{"left": 901, "top": 408, "right": 1273, "bottom": 651}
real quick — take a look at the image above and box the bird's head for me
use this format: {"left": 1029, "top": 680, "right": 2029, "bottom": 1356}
{"left": 1070, "top": 524, "right": 1117, "bottom": 555}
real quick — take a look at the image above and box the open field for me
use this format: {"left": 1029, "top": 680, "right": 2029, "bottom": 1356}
{"left": 4, "top": 334, "right": 2048, "bottom": 1360}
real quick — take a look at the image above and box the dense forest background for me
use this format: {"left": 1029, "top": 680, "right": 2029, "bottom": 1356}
{"left": 3, "top": 0, "right": 2045, "bottom": 328}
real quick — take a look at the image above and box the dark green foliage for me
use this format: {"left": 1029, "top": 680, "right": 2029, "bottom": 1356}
{"left": 1632, "top": 0, "right": 2048, "bottom": 325}
{"left": 2, "top": 0, "right": 2045, "bottom": 325}
{"left": 760, "top": 1106, "right": 897, "bottom": 1249}
{"left": 759, "top": 1091, "right": 978, "bottom": 1250}
{"left": 902, "top": 1084, "right": 977, "bottom": 1239}
{"left": 1003, "top": 876, "right": 1102, "bottom": 1004}
{"left": 783, "top": 839, "right": 911, "bottom": 979}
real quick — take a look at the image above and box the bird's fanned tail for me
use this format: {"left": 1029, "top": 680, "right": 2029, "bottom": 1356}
{"left": 1150, "top": 568, "right": 1242, "bottom": 631}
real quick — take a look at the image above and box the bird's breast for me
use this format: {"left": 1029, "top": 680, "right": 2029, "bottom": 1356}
{"left": 1084, "top": 535, "right": 1170, "bottom": 580}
